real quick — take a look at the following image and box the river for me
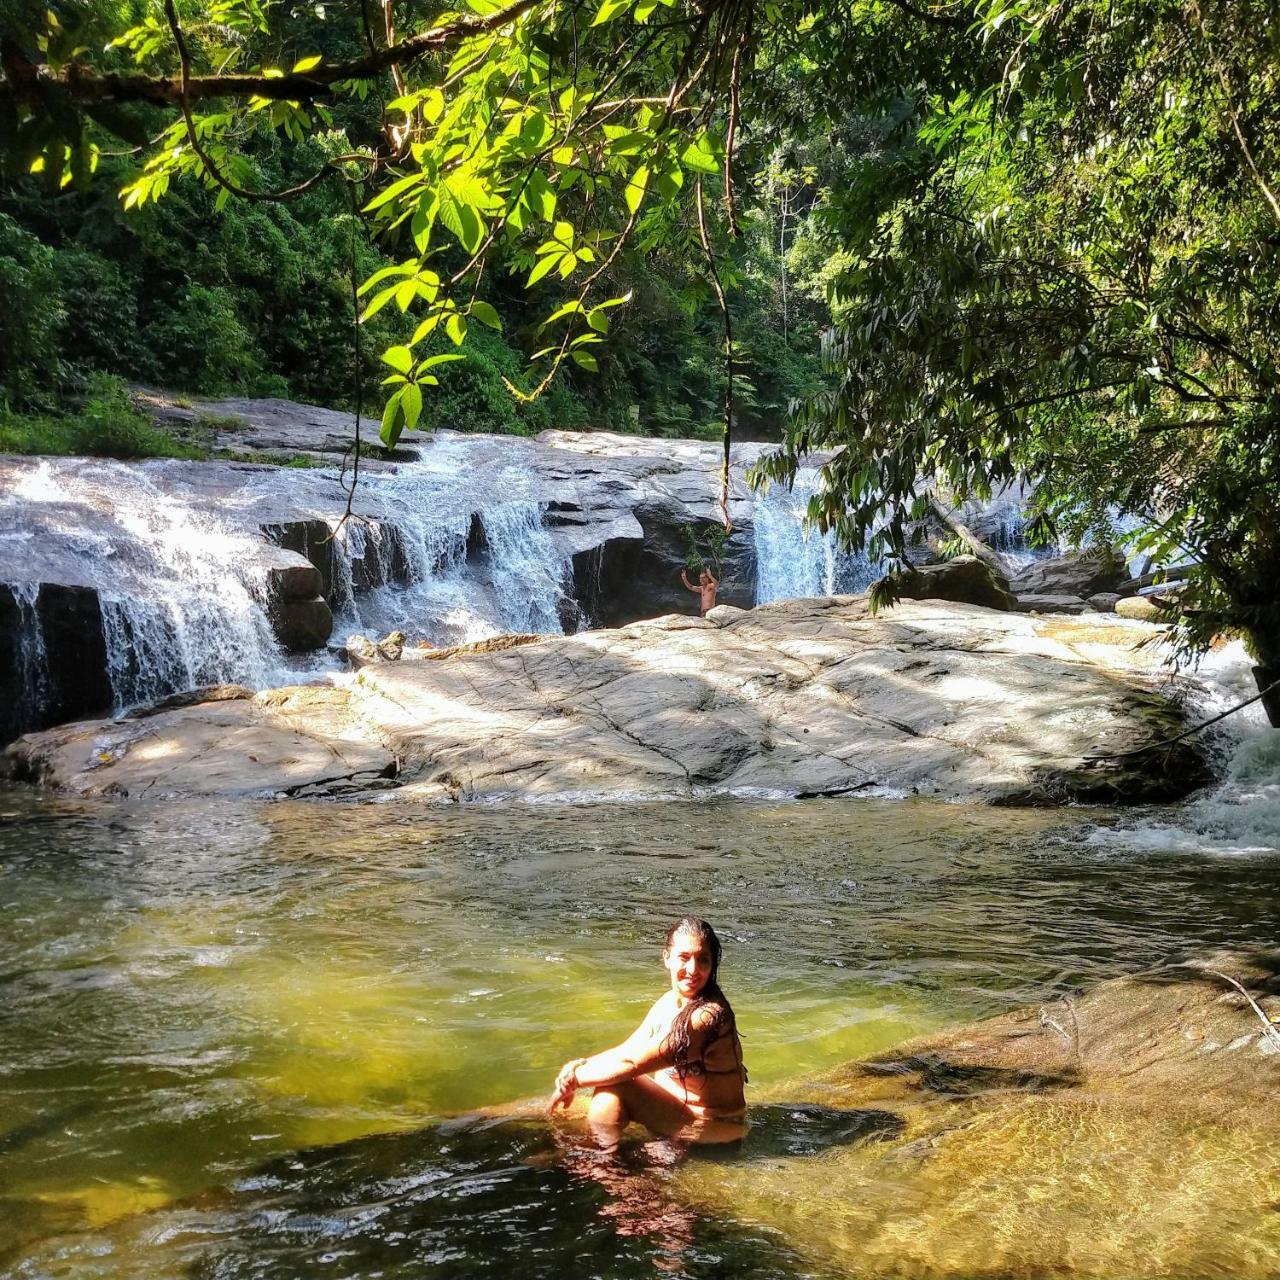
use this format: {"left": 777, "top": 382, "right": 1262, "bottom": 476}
{"left": 2, "top": 788, "right": 1278, "bottom": 1278}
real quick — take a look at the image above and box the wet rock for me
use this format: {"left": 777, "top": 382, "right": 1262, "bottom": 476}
{"left": 889, "top": 556, "right": 1018, "bottom": 611}
{"left": 1009, "top": 547, "right": 1127, "bottom": 598}
{"left": 1013, "top": 593, "right": 1089, "bottom": 614}
{"left": 341, "top": 630, "right": 407, "bottom": 666}
{"left": 3, "top": 684, "right": 396, "bottom": 799}
{"left": 1116, "top": 595, "right": 1174, "bottom": 622}
{"left": 7, "top": 599, "right": 1212, "bottom": 805}
{"left": 409, "top": 633, "right": 545, "bottom": 661}
{"left": 689, "top": 951, "right": 1280, "bottom": 1280}
{"left": 0, "top": 582, "right": 112, "bottom": 743}
{"left": 271, "top": 597, "right": 333, "bottom": 652}
{"left": 123, "top": 685, "right": 253, "bottom": 717}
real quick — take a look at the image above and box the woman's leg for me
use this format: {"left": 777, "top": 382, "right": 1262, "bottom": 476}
{"left": 587, "top": 1076, "right": 696, "bottom": 1146}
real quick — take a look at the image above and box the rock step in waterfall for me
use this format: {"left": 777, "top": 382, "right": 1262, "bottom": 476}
{"left": 0, "top": 396, "right": 1185, "bottom": 744}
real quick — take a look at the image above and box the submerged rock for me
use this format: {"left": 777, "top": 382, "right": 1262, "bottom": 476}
{"left": 4, "top": 599, "right": 1212, "bottom": 805}
{"left": 678, "top": 951, "right": 1280, "bottom": 1280}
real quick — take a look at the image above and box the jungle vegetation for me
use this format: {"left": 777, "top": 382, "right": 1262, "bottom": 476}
{"left": 1, "top": 0, "right": 1277, "bottom": 693}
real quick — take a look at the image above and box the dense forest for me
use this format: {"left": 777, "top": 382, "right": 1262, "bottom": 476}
{"left": 1, "top": 0, "right": 1277, "bottom": 686}
{"left": 0, "top": 2, "right": 832, "bottom": 442}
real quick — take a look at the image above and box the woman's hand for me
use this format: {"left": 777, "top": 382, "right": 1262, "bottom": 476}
{"left": 548, "top": 1058, "right": 586, "bottom": 1114}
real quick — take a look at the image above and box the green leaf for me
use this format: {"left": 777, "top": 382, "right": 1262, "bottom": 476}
{"left": 417, "top": 352, "right": 467, "bottom": 373}
{"left": 411, "top": 312, "right": 443, "bottom": 343}
{"left": 381, "top": 391, "right": 405, "bottom": 448}
{"left": 364, "top": 171, "right": 426, "bottom": 213}
{"left": 381, "top": 345, "right": 413, "bottom": 374}
{"left": 681, "top": 134, "right": 720, "bottom": 175}
{"left": 625, "top": 164, "right": 650, "bottom": 215}
{"left": 470, "top": 300, "right": 502, "bottom": 330}
{"left": 291, "top": 54, "right": 322, "bottom": 73}
{"left": 592, "top": 0, "right": 630, "bottom": 26}
{"left": 445, "top": 312, "right": 468, "bottom": 345}
{"left": 401, "top": 382, "right": 423, "bottom": 432}
{"left": 540, "top": 300, "right": 586, "bottom": 328}
{"left": 527, "top": 252, "right": 563, "bottom": 285}
{"left": 570, "top": 350, "right": 599, "bottom": 372}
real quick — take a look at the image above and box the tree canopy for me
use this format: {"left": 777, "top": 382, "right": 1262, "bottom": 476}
{"left": 2, "top": 0, "right": 1277, "bottom": 693}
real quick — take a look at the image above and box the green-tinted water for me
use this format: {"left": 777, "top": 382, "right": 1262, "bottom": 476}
{"left": 1, "top": 789, "right": 1278, "bottom": 1278}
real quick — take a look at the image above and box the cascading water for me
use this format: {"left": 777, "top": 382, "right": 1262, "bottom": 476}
{"left": 752, "top": 469, "right": 883, "bottom": 604}
{"left": 329, "top": 498, "right": 572, "bottom": 645}
{"left": 1085, "top": 640, "right": 1279, "bottom": 855}
{"left": 1, "top": 460, "right": 287, "bottom": 716}
{"left": 0, "top": 444, "right": 578, "bottom": 730}
{"left": 8, "top": 582, "right": 51, "bottom": 729}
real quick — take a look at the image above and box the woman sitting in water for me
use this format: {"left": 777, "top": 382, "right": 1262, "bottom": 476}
{"left": 548, "top": 917, "right": 747, "bottom": 1144}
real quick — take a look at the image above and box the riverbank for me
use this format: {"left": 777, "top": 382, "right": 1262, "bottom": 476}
{"left": 4, "top": 598, "right": 1214, "bottom": 806}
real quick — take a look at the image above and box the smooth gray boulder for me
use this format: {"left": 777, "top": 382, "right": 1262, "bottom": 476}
{"left": 888, "top": 556, "right": 1018, "bottom": 611}
{"left": 1010, "top": 548, "right": 1126, "bottom": 598}
{"left": 1088, "top": 591, "right": 1122, "bottom": 613}
{"left": 1013, "top": 593, "right": 1089, "bottom": 614}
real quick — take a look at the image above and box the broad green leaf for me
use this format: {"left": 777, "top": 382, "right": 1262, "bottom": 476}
{"left": 292, "top": 54, "right": 322, "bottom": 73}
{"left": 401, "top": 382, "right": 423, "bottom": 431}
{"left": 527, "top": 252, "right": 563, "bottom": 285}
{"left": 470, "top": 301, "right": 502, "bottom": 330}
{"left": 417, "top": 352, "right": 467, "bottom": 372}
{"left": 381, "top": 345, "right": 414, "bottom": 374}
{"left": 625, "top": 165, "right": 650, "bottom": 215}
{"left": 681, "top": 134, "right": 720, "bottom": 175}
{"left": 381, "top": 391, "right": 405, "bottom": 448}
{"left": 540, "top": 300, "right": 586, "bottom": 328}
{"left": 591, "top": 0, "right": 630, "bottom": 24}
{"left": 445, "top": 312, "right": 468, "bottom": 345}
{"left": 570, "top": 350, "right": 599, "bottom": 371}
{"left": 355, "top": 262, "right": 414, "bottom": 296}
{"left": 412, "top": 312, "right": 444, "bottom": 343}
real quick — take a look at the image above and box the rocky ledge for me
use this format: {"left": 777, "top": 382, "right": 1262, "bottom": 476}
{"left": 689, "top": 950, "right": 1280, "bottom": 1279}
{"left": 3, "top": 598, "right": 1211, "bottom": 805}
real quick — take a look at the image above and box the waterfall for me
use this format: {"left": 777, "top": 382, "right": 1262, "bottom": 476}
{"left": 9, "top": 582, "right": 51, "bottom": 731}
{"left": 329, "top": 497, "right": 572, "bottom": 645}
{"left": 1084, "top": 641, "right": 1279, "bottom": 854}
{"left": 753, "top": 469, "right": 883, "bottom": 604}
{"left": 1, "top": 447, "right": 576, "bottom": 729}
{"left": 1, "top": 460, "right": 287, "bottom": 714}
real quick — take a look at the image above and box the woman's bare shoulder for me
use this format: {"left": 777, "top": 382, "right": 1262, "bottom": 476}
{"left": 689, "top": 1000, "right": 731, "bottom": 1034}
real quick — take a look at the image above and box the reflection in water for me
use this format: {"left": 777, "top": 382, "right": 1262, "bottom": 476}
{"left": 1, "top": 789, "right": 1279, "bottom": 1276}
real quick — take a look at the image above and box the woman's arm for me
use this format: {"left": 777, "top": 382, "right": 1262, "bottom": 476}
{"left": 548, "top": 998, "right": 668, "bottom": 1111}
{"left": 559, "top": 1004, "right": 724, "bottom": 1095}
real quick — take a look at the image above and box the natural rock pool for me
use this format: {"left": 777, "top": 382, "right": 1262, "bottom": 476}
{"left": 2, "top": 790, "right": 1278, "bottom": 1278}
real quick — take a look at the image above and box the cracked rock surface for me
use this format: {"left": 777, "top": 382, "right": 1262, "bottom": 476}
{"left": 5, "top": 598, "right": 1210, "bottom": 803}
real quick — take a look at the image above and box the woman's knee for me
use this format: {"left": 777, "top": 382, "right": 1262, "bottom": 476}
{"left": 588, "top": 1086, "right": 627, "bottom": 1126}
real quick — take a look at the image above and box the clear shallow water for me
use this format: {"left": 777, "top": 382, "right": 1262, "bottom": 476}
{"left": 1, "top": 790, "right": 1279, "bottom": 1278}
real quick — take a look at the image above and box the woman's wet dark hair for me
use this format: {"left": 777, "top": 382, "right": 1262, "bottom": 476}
{"left": 663, "top": 917, "right": 735, "bottom": 1078}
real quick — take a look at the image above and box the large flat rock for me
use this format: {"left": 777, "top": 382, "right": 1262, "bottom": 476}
{"left": 677, "top": 951, "right": 1280, "bottom": 1279}
{"left": 5, "top": 599, "right": 1211, "bottom": 804}
{"left": 4, "top": 687, "right": 396, "bottom": 799}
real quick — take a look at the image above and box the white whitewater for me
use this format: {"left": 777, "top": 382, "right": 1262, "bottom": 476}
{"left": 0, "top": 449, "right": 576, "bottom": 721}
{"left": 2, "top": 460, "right": 285, "bottom": 715}
{"left": 1085, "top": 640, "right": 1279, "bottom": 855}
{"left": 752, "top": 468, "right": 883, "bottom": 603}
